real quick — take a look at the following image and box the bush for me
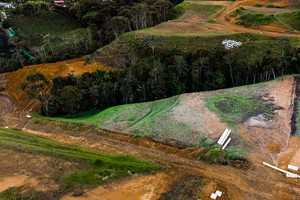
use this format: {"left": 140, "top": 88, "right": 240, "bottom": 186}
{"left": 93, "top": 159, "right": 102, "bottom": 166}
{"left": 230, "top": 7, "right": 245, "bottom": 17}
{"left": 206, "top": 18, "right": 216, "bottom": 23}
{"left": 201, "top": 148, "right": 225, "bottom": 164}
{"left": 2, "top": 20, "right": 10, "bottom": 29}
{"left": 266, "top": 4, "right": 275, "bottom": 8}
{"left": 253, "top": 3, "right": 262, "bottom": 7}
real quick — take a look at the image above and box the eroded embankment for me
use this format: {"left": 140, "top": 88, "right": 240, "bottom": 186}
{"left": 0, "top": 73, "right": 12, "bottom": 121}
{"left": 0, "top": 96, "right": 12, "bottom": 119}
{"left": 291, "top": 76, "right": 300, "bottom": 136}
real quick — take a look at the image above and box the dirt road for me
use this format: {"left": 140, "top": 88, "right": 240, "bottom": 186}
{"left": 212, "top": 0, "right": 299, "bottom": 37}
{"left": 20, "top": 124, "right": 300, "bottom": 200}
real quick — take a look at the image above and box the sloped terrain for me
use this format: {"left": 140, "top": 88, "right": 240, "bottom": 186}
{"left": 39, "top": 76, "right": 296, "bottom": 165}
{"left": 2, "top": 57, "right": 114, "bottom": 113}
{"left": 91, "top": 0, "right": 300, "bottom": 68}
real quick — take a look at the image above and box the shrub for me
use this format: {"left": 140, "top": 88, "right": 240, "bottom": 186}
{"left": 201, "top": 148, "right": 225, "bottom": 163}
{"left": 206, "top": 18, "right": 217, "bottom": 23}
{"left": 253, "top": 3, "right": 262, "bottom": 7}
{"left": 230, "top": 7, "right": 245, "bottom": 17}
{"left": 266, "top": 4, "right": 275, "bottom": 8}
{"left": 2, "top": 20, "right": 10, "bottom": 29}
{"left": 93, "top": 159, "right": 102, "bottom": 166}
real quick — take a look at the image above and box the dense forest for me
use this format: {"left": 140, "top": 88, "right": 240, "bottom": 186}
{"left": 0, "top": 0, "right": 181, "bottom": 73}
{"left": 21, "top": 36, "right": 300, "bottom": 116}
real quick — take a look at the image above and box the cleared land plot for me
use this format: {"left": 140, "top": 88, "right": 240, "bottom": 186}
{"left": 36, "top": 76, "right": 296, "bottom": 163}
{"left": 0, "top": 127, "right": 160, "bottom": 199}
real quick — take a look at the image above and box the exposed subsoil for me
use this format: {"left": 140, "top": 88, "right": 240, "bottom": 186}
{"left": 153, "top": 0, "right": 299, "bottom": 37}
{"left": 0, "top": 148, "right": 86, "bottom": 193}
{"left": 16, "top": 121, "right": 300, "bottom": 200}
{"left": 0, "top": 1, "right": 300, "bottom": 198}
{"left": 291, "top": 76, "right": 300, "bottom": 136}
{"left": 62, "top": 170, "right": 180, "bottom": 200}
{"left": 1, "top": 71, "right": 299, "bottom": 199}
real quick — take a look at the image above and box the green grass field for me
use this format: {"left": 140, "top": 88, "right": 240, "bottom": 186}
{"left": 36, "top": 95, "right": 189, "bottom": 140}
{"left": 0, "top": 127, "right": 160, "bottom": 191}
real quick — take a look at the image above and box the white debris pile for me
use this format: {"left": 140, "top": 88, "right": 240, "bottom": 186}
{"left": 26, "top": 115, "right": 32, "bottom": 119}
{"left": 222, "top": 39, "right": 242, "bottom": 50}
{"left": 210, "top": 189, "right": 223, "bottom": 199}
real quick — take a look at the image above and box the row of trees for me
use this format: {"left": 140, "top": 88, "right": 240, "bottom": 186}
{"left": 11, "top": 1, "right": 50, "bottom": 16}
{"left": 21, "top": 37, "right": 300, "bottom": 116}
{"left": 66, "top": 0, "right": 180, "bottom": 42}
{"left": 0, "top": 0, "right": 180, "bottom": 73}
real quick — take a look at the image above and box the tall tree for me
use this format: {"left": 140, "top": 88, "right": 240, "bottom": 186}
{"left": 20, "top": 72, "right": 51, "bottom": 115}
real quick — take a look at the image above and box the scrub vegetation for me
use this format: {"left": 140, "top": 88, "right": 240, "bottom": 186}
{"left": 0, "top": 127, "right": 160, "bottom": 198}
{"left": 205, "top": 93, "right": 281, "bottom": 123}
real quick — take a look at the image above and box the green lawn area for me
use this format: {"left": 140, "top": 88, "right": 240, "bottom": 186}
{"left": 0, "top": 127, "right": 160, "bottom": 191}
{"left": 36, "top": 95, "right": 187, "bottom": 139}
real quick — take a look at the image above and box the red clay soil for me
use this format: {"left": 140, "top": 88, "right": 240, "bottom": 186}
{"left": 241, "top": 76, "right": 296, "bottom": 165}
{"left": 62, "top": 170, "right": 180, "bottom": 200}
{"left": 16, "top": 121, "right": 300, "bottom": 200}
{"left": 278, "top": 136, "right": 300, "bottom": 170}
{"left": 0, "top": 148, "right": 85, "bottom": 193}
{"left": 150, "top": 0, "right": 299, "bottom": 38}
{"left": 213, "top": 0, "right": 297, "bottom": 36}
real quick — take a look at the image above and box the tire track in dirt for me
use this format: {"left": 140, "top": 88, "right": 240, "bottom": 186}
{"left": 21, "top": 126, "right": 300, "bottom": 200}
{"left": 212, "top": 0, "right": 300, "bottom": 37}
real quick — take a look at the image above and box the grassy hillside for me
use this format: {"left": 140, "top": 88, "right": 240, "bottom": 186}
{"left": 0, "top": 127, "right": 160, "bottom": 192}
{"left": 276, "top": 10, "right": 300, "bottom": 31}
{"left": 36, "top": 78, "right": 281, "bottom": 146}
{"left": 91, "top": 0, "right": 300, "bottom": 68}
{"left": 171, "top": 0, "right": 223, "bottom": 21}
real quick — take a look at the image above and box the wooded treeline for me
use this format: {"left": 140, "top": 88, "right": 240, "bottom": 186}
{"left": 0, "top": 0, "right": 181, "bottom": 73}
{"left": 38, "top": 37, "right": 300, "bottom": 116}
{"left": 65, "top": 0, "right": 180, "bottom": 42}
